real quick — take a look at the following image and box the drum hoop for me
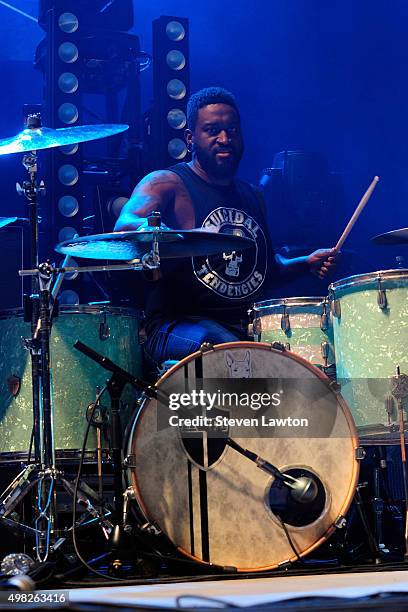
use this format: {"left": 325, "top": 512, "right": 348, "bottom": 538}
{"left": 0, "top": 305, "right": 140, "bottom": 319}
{"left": 129, "top": 341, "right": 360, "bottom": 571}
{"left": 253, "top": 297, "right": 327, "bottom": 311}
{"left": 329, "top": 269, "right": 408, "bottom": 295}
{"left": 0, "top": 448, "right": 110, "bottom": 463}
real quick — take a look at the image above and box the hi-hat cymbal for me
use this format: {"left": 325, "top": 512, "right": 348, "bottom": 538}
{"left": 55, "top": 229, "right": 255, "bottom": 261}
{"left": 0, "top": 124, "right": 129, "bottom": 155}
{"left": 371, "top": 228, "right": 408, "bottom": 245}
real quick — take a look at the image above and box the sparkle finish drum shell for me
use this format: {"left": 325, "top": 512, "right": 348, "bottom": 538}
{"left": 330, "top": 269, "right": 408, "bottom": 443}
{"left": 0, "top": 305, "right": 142, "bottom": 460}
{"left": 250, "top": 297, "right": 335, "bottom": 368}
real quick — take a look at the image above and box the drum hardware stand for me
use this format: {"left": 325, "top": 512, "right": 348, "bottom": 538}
{"left": 87, "top": 386, "right": 107, "bottom": 508}
{"left": 372, "top": 449, "right": 389, "bottom": 555}
{"left": 0, "top": 263, "right": 116, "bottom": 564}
{"left": 15, "top": 116, "right": 46, "bottom": 467}
{"left": 391, "top": 366, "right": 408, "bottom": 560}
{"left": 73, "top": 340, "right": 160, "bottom": 573}
{"left": 353, "top": 483, "right": 382, "bottom": 564}
{"left": 10, "top": 253, "right": 161, "bottom": 563}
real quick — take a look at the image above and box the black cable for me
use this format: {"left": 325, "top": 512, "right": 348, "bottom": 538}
{"left": 71, "top": 386, "right": 128, "bottom": 583}
{"left": 278, "top": 517, "right": 304, "bottom": 565}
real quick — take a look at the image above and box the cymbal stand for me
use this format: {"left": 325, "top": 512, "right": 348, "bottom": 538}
{"left": 15, "top": 125, "right": 45, "bottom": 466}
{"left": 0, "top": 120, "right": 113, "bottom": 561}
{"left": 0, "top": 262, "right": 115, "bottom": 562}
{"left": 0, "top": 247, "right": 161, "bottom": 565}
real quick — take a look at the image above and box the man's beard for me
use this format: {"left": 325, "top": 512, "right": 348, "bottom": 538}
{"left": 194, "top": 145, "right": 243, "bottom": 179}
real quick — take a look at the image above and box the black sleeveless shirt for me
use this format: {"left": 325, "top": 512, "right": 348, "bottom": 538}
{"left": 144, "top": 163, "right": 277, "bottom": 330}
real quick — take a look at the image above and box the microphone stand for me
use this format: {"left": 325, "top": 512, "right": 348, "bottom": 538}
{"left": 73, "top": 340, "right": 160, "bottom": 572}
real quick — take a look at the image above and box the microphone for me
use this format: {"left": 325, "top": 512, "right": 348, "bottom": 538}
{"left": 225, "top": 438, "right": 318, "bottom": 503}
{"left": 282, "top": 473, "right": 318, "bottom": 504}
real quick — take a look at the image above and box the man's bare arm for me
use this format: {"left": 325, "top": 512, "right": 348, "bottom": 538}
{"left": 114, "top": 170, "right": 179, "bottom": 231}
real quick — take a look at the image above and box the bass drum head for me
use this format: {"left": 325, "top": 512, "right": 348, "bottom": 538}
{"left": 127, "top": 342, "right": 359, "bottom": 572}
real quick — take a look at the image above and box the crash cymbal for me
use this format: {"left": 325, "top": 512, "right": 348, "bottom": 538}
{"left": 0, "top": 124, "right": 129, "bottom": 155}
{"left": 371, "top": 228, "right": 408, "bottom": 245}
{"left": 55, "top": 229, "right": 255, "bottom": 261}
{"left": 0, "top": 217, "right": 18, "bottom": 229}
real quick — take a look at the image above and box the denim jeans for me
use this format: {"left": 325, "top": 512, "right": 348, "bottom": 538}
{"left": 144, "top": 317, "right": 247, "bottom": 372}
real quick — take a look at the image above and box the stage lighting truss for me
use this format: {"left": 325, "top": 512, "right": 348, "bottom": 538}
{"left": 151, "top": 16, "right": 190, "bottom": 168}
{"left": 36, "top": 7, "right": 84, "bottom": 304}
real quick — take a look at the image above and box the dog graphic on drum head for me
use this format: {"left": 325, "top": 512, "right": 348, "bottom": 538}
{"left": 225, "top": 350, "right": 252, "bottom": 378}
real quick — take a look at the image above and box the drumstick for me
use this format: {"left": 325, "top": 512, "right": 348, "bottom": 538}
{"left": 334, "top": 176, "right": 379, "bottom": 253}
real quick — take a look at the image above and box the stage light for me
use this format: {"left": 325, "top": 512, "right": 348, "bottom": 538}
{"left": 107, "top": 196, "right": 128, "bottom": 218}
{"left": 167, "top": 79, "right": 186, "bottom": 100}
{"left": 58, "top": 102, "right": 79, "bottom": 124}
{"left": 58, "top": 226, "right": 77, "bottom": 242}
{"left": 60, "top": 143, "right": 79, "bottom": 155}
{"left": 166, "top": 50, "right": 186, "bottom": 71}
{"left": 58, "top": 12, "right": 79, "bottom": 33}
{"left": 59, "top": 289, "right": 79, "bottom": 305}
{"left": 58, "top": 195, "right": 79, "bottom": 217}
{"left": 151, "top": 16, "right": 189, "bottom": 168}
{"left": 58, "top": 164, "right": 79, "bottom": 186}
{"left": 38, "top": 1, "right": 139, "bottom": 305}
{"left": 58, "top": 72, "right": 79, "bottom": 94}
{"left": 168, "top": 138, "right": 187, "bottom": 160}
{"left": 58, "top": 41, "right": 79, "bottom": 63}
{"left": 167, "top": 108, "right": 186, "bottom": 130}
{"left": 166, "top": 21, "right": 185, "bottom": 41}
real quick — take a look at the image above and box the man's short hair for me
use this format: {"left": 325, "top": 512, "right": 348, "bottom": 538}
{"left": 187, "top": 87, "right": 240, "bottom": 130}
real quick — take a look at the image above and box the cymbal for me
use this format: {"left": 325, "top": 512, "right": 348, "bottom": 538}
{"left": 0, "top": 124, "right": 129, "bottom": 155}
{"left": 55, "top": 229, "right": 255, "bottom": 261}
{"left": 0, "top": 217, "right": 18, "bottom": 229}
{"left": 371, "top": 228, "right": 408, "bottom": 245}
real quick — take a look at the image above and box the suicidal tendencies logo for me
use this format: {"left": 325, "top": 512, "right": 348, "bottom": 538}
{"left": 193, "top": 207, "right": 268, "bottom": 299}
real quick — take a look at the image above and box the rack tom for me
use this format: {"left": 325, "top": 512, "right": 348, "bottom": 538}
{"left": 249, "top": 297, "right": 335, "bottom": 371}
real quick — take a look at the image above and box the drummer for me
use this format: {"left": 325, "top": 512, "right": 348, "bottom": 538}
{"left": 114, "top": 87, "right": 336, "bottom": 372}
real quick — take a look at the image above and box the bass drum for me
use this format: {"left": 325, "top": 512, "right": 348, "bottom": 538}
{"left": 126, "top": 342, "right": 359, "bottom": 572}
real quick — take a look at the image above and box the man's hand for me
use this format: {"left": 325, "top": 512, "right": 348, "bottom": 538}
{"left": 307, "top": 248, "right": 337, "bottom": 279}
